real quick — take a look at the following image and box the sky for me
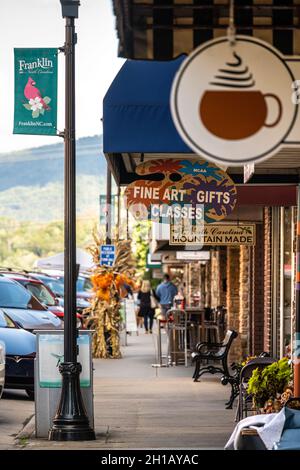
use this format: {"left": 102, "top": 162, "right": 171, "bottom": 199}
{"left": 0, "top": 0, "right": 124, "bottom": 153}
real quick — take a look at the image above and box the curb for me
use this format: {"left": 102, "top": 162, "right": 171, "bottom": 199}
{"left": 15, "top": 414, "right": 35, "bottom": 442}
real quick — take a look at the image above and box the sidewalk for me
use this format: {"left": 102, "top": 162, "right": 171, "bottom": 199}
{"left": 12, "top": 328, "right": 236, "bottom": 449}
{"left": 0, "top": 390, "right": 34, "bottom": 449}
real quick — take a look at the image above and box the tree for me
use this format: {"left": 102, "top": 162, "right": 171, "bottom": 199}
{"left": 0, "top": 215, "right": 98, "bottom": 269}
{"left": 131, "top": 220, "right": 150, "bottom": 279}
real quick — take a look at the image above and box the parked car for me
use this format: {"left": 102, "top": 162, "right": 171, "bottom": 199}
{"left": 0, "top": 340, "right": 5, "bottom": 399}
{"left": 27, "top": 272, "right": 64, "bottom": 301}
{"left": 0, "top": 310, "right": 35, "bottom": 399}
{"left": 29, "top": 271, "right": 92, "bottom": 314}
{"left": 0, "top": 277, "right": 62, "bottom": 332}
{"left": 0, "top": 271, "right": 63, "bottom": 314}
{"left": 0, "top": 271, "right": 82, "bottom": 328}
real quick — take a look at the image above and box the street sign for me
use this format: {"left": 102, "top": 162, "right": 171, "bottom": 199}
{"left": 244, "top": 163, "right": 255, "bottom": 183}
{"left": 124, "top": 299, "right": 137, "bottom": 333}
{"left": 99, "top": 194, "right": 117, "bottom": 225}
{"left": 176, "top": 251, "right": 210, "bottom": 261}
{"left": 171, "top": 36, "right": 298, "bottom": 166}
{"left": 100, "top": 244, "right": 115, "bottom": 267}
{"left": 146, "top": 253, "right": 162, "bottom": 268}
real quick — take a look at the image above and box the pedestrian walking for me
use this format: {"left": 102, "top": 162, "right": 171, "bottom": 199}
{"left": 133, "top": 281, "right": 143, "bottom": 330}
{"left": 137, "top": 280, "right": 158, "bottom": 334}
{"left": 155, "top": 274, "right": 178, "bottom": 319}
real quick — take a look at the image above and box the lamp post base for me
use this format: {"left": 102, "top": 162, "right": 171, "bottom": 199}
{"left": 49, "top": 426, "right": 96, "bottom": 442}
{"left": 48, "top": 362, "right": 96, "bottom": 441}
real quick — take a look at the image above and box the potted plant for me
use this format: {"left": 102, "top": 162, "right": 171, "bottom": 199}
{"left": 247, "top": 358, "right": 292, "bottom": 412}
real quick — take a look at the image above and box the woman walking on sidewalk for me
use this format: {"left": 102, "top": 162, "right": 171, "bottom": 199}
{"left": 137, "top": 280, "right": 158, "bottom": 334}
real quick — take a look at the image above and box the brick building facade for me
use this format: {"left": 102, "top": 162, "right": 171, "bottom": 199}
{"left": 172, "top": 206, "right": 296, "bottom": 364}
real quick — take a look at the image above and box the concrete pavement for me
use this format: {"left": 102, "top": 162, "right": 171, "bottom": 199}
{"left": 0, "top": 389, "right": 34, "bottom": 449}
{"left": 1, "top": 327, "right": 236, "bottom": 449}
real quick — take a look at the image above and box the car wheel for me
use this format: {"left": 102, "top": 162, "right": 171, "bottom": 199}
{"left": 26, "top": 389, "right": 35, "bottom": 400}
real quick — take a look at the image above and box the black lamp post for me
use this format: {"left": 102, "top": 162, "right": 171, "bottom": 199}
{"left": 49, "top": 0, "right": 95, "bottom": 441}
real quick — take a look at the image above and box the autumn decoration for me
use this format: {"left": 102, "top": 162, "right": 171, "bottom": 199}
{"left": 84, "top": 231, "right": 135, "bottom": 358}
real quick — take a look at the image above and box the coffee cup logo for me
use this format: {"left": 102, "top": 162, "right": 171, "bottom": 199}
{"left": 171, "top": 36, "right": 298, "bottom": 166}
{"left": 199, "top": 52, "right": 282, "bottom": 140}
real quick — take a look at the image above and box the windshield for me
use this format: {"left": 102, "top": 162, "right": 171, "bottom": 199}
{"left": 25, "top": 282, "right": 56, "bottom": 306}
{"left": 42, "top": 278, "right": 64, "bottom": 297}
{"left": 76, "top": 277, "right": 92, "bottom": 292}
{"left": 49, "top": 276, "right": 92, "bottom": 294}
{"left": 0, "top": 280, "right": 33, "bottom": 309}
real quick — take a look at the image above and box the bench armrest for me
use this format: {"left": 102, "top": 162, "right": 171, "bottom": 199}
{"left": 195, "top": 341, "right": 223, "bottom": 352}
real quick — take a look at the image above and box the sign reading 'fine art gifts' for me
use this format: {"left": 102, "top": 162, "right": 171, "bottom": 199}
{"left": 125, "top": 158, "right": 237, "bottom": 224}
{"left": 14, "top": 48, "right": 58, "bottom": 136}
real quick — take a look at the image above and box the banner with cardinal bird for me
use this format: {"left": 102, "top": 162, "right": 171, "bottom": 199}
{"left": 13, "top": 48, "right": 58, "bottom": 135}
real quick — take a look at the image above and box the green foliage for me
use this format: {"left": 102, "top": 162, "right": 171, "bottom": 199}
{"left": 0, "top": 135, "right": 105, "bottom": 270}
{"left": 0, "top": 135, "right": 106, "bottom": 221}
{"left": 131, "top": 220, "right": 150, "bottom": 278}
{"left": 0, "top": 216, "right": 98, "bottom": 270}
{"left": 247, "top": 358, "right": 292, "bottom": 407}
{"left": 0, "top": 175, "right": 105, "bottom": 222}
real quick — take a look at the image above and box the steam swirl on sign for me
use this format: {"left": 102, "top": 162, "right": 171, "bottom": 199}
{"left": 210, "top": 52, "right": 255, "bottom": 89}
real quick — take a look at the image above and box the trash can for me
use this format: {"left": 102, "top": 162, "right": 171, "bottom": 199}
{"left": 34, "top": 330, "right": 94, "bottom": 438}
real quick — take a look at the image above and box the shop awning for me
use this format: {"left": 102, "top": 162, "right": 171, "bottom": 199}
{"left": 103, "top": 55, "right": 299, "bottom": 188}
{"left": 103, "top": 56, "right": 191, "bottom": 154}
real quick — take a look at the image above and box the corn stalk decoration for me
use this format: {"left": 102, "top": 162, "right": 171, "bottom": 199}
{"left": 84, "top": 232, "right": 136, "bottom": 358}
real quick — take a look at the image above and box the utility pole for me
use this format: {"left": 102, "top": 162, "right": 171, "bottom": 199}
{"left": 106, "top": 166, "right": 112, "bottom": 244}
{"left": 49, "top": 0, "right": 95, "bottom": 441}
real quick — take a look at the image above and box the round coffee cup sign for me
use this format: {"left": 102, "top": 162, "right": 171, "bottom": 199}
{"left": 171, "top": 36, "right": 298, "bottom": 166}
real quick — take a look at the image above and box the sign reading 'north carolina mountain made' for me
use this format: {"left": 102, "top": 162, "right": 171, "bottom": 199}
{"left": 14, "top": 48, "right": 58, "bottom": 136}
{"left": 124, "top": 158, "right": 237, "bottom": 224}
{"left": 170, "top": 224, "right": 256, "bottom": 246}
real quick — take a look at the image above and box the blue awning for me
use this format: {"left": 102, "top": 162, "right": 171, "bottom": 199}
{"left": 103, "top": 56, "right": 192, "bottom": 154}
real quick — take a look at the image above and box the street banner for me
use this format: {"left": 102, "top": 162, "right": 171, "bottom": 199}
{"left": 170, "top": 223, "right": 256, "bottom": 246}
{"left": 13, "top": 48, "right": 58, "bottom": 135}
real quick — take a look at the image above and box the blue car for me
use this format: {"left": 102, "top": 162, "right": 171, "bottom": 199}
{"left": 0, "top": 310, "right": 35, "bottom": 399}
{"left": 0, "top": 341, "right": 4, "bottom": 399}
{"left": 0, "top": 277, "right": 62, "bottom": 332}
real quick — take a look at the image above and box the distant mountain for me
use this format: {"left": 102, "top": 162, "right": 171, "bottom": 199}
{"left": 0, "top": 135, "right": 107, "bottom": 221}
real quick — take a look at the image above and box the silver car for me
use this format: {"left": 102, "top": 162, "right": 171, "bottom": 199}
{"left": 0, "top": 341, "right": 5, "bottom": 399}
